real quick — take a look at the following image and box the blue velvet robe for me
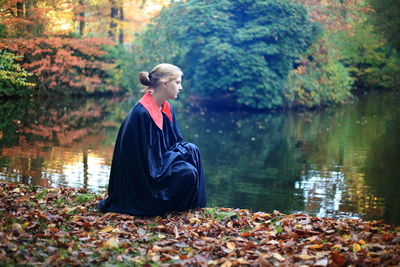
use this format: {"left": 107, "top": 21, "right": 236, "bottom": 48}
{"left": 98, "top": 97, "right": 206, "bottom": 216}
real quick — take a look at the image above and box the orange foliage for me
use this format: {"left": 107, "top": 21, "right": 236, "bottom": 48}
{"left": 0, "top": 37, "right": 117, "bottom": 94}
{"left": 299, "top": 0, "right": 373, "bottom": 33}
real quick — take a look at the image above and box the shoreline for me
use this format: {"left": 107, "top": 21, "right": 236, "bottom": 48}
{"left": 1, "top": 181, "right": 399, "bottom": 266}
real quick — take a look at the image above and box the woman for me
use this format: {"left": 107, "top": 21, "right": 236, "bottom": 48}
{"left": 98, "top": 63, "right": 206, "bottom": 216}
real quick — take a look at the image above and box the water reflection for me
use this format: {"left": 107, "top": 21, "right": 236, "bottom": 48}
{"left": 0, "top": 96, "right": 133, "bottom": 191}
{"left": 0, "top": 92, "right": 399, "bottom": 225}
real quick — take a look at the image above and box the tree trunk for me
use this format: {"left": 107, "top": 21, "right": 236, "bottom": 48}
{"left": 118, "top": 5, "right": 124, "bottom": 44}
{"left": 25, "top": 0, "right": 35, "bottom": 34}
{"left": 108, "top": 0, "right": 118, "bottom": 41}
{"left": 79, "top": 0, "right": 85, "bottom": 37}
{"left": 16, "top": 1, "right": 24, "bottom": 17}
{"left": 83, "top": 151, "right": 88, "bottom": 189}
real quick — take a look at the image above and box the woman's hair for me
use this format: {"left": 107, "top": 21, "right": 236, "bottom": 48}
{"left": 139, "top": 63, "right": 183, "bottom": 89}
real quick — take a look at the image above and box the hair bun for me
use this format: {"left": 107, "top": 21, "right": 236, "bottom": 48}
{"left": 139, "top": 72, "right": 151, "bottom": 86}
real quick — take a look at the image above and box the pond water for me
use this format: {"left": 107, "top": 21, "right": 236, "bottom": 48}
{"left": 1, "top": 92, "right": 399, "bottom": 225}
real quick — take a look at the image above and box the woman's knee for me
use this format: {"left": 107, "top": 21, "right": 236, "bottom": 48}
{"left": 184, "top": 142, "right": 199, "bottom": 153}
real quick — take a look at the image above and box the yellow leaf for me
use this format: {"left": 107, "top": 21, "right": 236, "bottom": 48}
{"left": 99, "top": 226, "right": 114, "bottom": 234}
{"left": 294, "top": 223, "right": 302, "bottom": 229}
{"left": 353, "top": 243, "right": 361, "bottom": 252}
{"left": 272, "top": 253, "right": 285, "bottom": 261}
{"left": 12, "top": 188, "right": 21, "bottom": 193}
{"left": 22, "top": 222, "right": 30, "bottom": 228}
{"left": 103, "top": 237, "right": 119, "bottom": 248}
{"left": 309, "top": 244, "right": 324, "bottom": 249}
{"left": 221, "top": 261, "right": 232, "bottom": 267}
{"left": 189, "top": 217, "right": 201, "bottom": 224}
{"left": 226, "top": 242, "right": 236, "bottom": 250}
{"left": 359, "top": 239, "right": 366, "bottom": 245}
{"left": 342, "top": 234, "right": 351, "bottom": 240}
{"left": 71, "top": 216, "right": 80, "bottom": 222}
{"left": 297, "top": 254, "right": 313, "bottom": 260}
{"left": 152, "top": 245, "right": 162, "bottom": 252}
{"left": 11, "top": 223, "right": 23, "bottom": 233}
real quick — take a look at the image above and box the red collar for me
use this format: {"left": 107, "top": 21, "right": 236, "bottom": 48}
{"left": 139, "top": 91, "right": 173, "bottom": 130}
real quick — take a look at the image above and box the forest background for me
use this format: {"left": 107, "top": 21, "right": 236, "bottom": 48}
{"left": 0, "top": 0, "right": 399, "bottom": 110}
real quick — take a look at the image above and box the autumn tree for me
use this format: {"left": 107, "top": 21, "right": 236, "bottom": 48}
{"left": 135, "top": 0, "right": 319, "bottom": 109}
{"left": 299, "top": 0, "right": 400, "bottom": 92}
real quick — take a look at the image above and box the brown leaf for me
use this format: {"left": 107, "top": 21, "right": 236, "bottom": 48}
{"left": 174, "top": 225, "right": 180, "bottom": 238}
{"left": 258, "top": 254, "right": 271, "bottom": 267}
{"left": 331, "top": 251, "right": 346, "bottom": 266}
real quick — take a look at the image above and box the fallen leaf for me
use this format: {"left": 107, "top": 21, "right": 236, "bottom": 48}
{"left": 62, "top": 207, "right": 77, "bottom": 214}
{"left": 221, "top": 261, "right": 232, "bottom": 267}
{"left": 226, "top": 242, "right": 236, "bottom": 250}
{"left": 309, "top": 244, "right": 324, "bottom": 249}
{"left": 103, "top": 237, "right": 119, "bottom": 248}
{"left": 71, "top": 216, "right": 81, "bottom": 222}
{"left": 353, "top": 243, "right": 361, "bottom": 252}
{"left": 12, "top": 188, "right": 21, "bottom": 193}
{"left": 137, "top": 227, "right": 146, "bottom": 236}
{"left": 332, "top": 251, "right": 346, "bottom": 266}
{"left": 296, "top": 254, "right": 313, "bottom": 260}
{"left": 189, "top": 217, "right": 201, "bottom": 224}
{"left": 314, "top": 258, "right": 328, "bottom": 266}
{"left": 7, "top": 243, "right": 18, "bottom": 252}
{"left": 11, "top": 223, "right": 23, "bottom": 233}
{"left": 272, "top": 252, "right": 285, "bottom": 261}
{"left": 342, "top": 234, "right": 351, "bottom": 240}
{"left": 258, "top": 255, "right": 270, "bottom": 267}
{"left": 98, "top": 226, "right": 114, "bottom": 234}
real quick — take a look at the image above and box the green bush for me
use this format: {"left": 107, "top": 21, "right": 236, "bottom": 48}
{"left": 367, "top": 0, "right": 400, "bottom": 52}
{"left": 285, "top": 39, "right": 353, "bottom": 108}
{"left": 336, "top": 23, "right": 400, "bottom": 91}
{"left": 134, "top": 0, "right": 319, "bottom": 109}
{"left": 0, "top": 50, "right": 34, "bottom": 97}
{"left": 102, "top": 44, "right": 138, "bottom": 92}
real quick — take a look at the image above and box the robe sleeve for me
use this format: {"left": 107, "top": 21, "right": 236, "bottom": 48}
{"left": 145, "top": 106, "right": 184, "bottom": 181}
{"left": 171, "top": 107, "right": 183, "bottom": 142}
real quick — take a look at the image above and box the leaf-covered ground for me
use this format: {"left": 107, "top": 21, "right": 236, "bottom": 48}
{"left": 1, "top": 181, "right": 399, "bottom": 266}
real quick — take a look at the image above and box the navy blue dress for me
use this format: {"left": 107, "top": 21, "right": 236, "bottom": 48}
{"left": 98, "top": 94, "right": 206, "bottom": 216}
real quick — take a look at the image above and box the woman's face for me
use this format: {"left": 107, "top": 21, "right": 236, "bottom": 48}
{"left": 163, "top": 76, "right": 182, "bottom": 99}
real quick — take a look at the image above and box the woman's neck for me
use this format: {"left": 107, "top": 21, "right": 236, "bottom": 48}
{"left": 150, "top": 89, "right": 166, "bottom": 108}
